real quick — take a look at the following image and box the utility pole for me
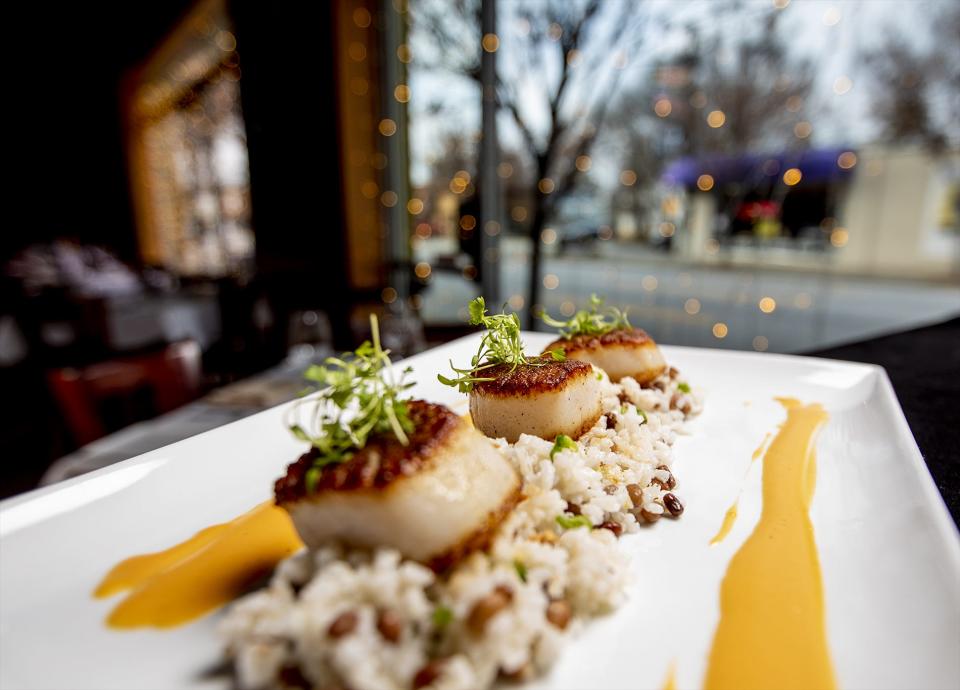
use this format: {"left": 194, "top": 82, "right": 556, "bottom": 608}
{"left": 479, "top": 0, "right": 501, "bottom": 306}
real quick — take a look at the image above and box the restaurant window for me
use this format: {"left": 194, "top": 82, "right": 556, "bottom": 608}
{"left": 396, "top": 0, "right": 959, "bottom": 352}
{"left": 125, "top": 0, "right": 254, "bottom": 279}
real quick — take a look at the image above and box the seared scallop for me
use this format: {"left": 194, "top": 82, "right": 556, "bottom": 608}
{"left": 469, "top": 355, "right": 603, "bottom": 443}
{"left": 544, "top": 328, "right": 667, "bottom": 384}
{"left": 275, "top": 401, "right": 520, "bottom": 571}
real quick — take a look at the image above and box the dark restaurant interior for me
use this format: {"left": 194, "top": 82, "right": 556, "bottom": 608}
{"left": 4, "top": 0, "right": 958, "bottom": 521}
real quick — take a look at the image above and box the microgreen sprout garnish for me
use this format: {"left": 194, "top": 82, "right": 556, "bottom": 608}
{"left": 550, "top": 434, "right": 578, "bottom": 460}
{"left": 637, "top": 408, "right": 648, "bottom": 423}
{"left": 556, "top": 514, "right": 592, "bottom": 530}
{"left": 541, "top": 293, "right": 631, "bottom": 339}
{"left": 286, "top": 314, "right": 414, "bottom": 475}
{"left": 514, "top": 560, "right": 528, "bottom": 583}
{"left": 677, "top": 382, "right": 691, "bottom": 393}
{"left": 432, "top": 605, "right": 453, "bottom": 628}
{"left": 438, "top": 297, "right": 564, "bottom": 393}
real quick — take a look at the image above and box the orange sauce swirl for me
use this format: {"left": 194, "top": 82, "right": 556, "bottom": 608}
{"left": 95, "top": 501, "right": 302, "bottom": 629}
{"left": 704, "top": 398, "right": 835, "bottom": 690}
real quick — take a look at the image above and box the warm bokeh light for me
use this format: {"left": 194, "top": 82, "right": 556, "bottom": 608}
{"left": 758, "top": 297, "right": 777, "bottom": 313}
{"left": 348, "top": 42, "right": 367, "bottom": 62}
{"left": 511, "top": 206, "right": 527, "bottom": 222}
{"left": 484, "top": 221, "right": 501, "bottom": 236}
{"left": 380, "top": 191, "right": 398, "bottom": 207}
{"left": 753, "top": 336, "right": 769, "bottom": 352}
{"left": 773, "top": 0, "right": 790, "bottom": 8}
{"left": 837, "top": 151, "right": 857, "bottom": 169}
{"left": 794, "top": 121, "right": 812, "bottom": 138}
{"left": 353, "top": 7, "right": 372, "bottom": 28}
{"left": 378, "top": 119, "right": 397, "bottom": 136}
{"left": 642, "top": 275, "right": 658, "bottom": 291}
{"left": 684, "top": 298, "right": 701, "bottom": 315}
{"left": 361, "top": 180, "right": 379, "bottom": 199}
{"left": 659, "top": 222, "right": 676, "bottom": 238}
{"left": 620, "top": 170, "right": 638, "bottom": 186}
{"left": 782, "top": 168, "right": 802, "bottom": 186}
{"left": 414, "top": 262, "right": 432, "bottom": 279}
{"left": 654, "top": 98, "right": 672, "bottom": 117}
{"left": 406, "top": 198, "right": 424, "bottom": 214}
{"left": 216, "top": 31, "right": 237, "bottom": 52}
{"left": 833, "top": 76, "right": 852, "bottom": 95}
{"left": 575, "top": 155, "right": 592, "bottom": 172}
{"left": 560, "top": 301, "right": 576, "bottom": 316}
{"left": 381, "top": 287, "right": 397, "bottom": 304}
{"left": 831, "top": 228, "right": 849, "bottom": 247}
{"left": 396, "top": 44, "right": 412, "bottom": 63}
{"left": 508, "top": 294, "right": 525, "bottom": 310}
{"left": 543, "top": 274, "right": 560, "bottom": 290}
{"left": 394, "top": 84, "right": 410, "bottom": 103}
{"left": 415, "top": 222, "right": 432, "bottom": 239}
{"left": 497, "top": 162, "right": 514, "bottom": 178}
{"left": 482, "top": 33, "right": 499, "bottom": 52}
{"left": 697, "top": 174, "right": 715, "bottom": 191}
{"left": 459, "top": 215, "right": 476, "bottom": 231}
{"left": 541, "top": 228, "right": 557, "bottom": 244}
{"left": 713, "top": 322, "right": 729, "bottom": 338}
{"left": 449, "top": 181, "right": 466, "bottom": 195}
{"left": 785, "top": 95, "right": 803, "bottom": 112}
{"left": 538, "top": 178, "right": 555, "bottom": 194}
{"left": 566, "top": 49, "right": 582, "bottom": 66}
{"left": 707, "top": 110, "right": 726, "bottom": 128}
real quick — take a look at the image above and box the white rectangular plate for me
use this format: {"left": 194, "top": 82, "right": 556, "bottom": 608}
{"left": 2, "top": 335, "right": 958, "bottom": 690}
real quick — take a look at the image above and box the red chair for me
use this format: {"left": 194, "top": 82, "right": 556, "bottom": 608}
{"left": 47, "top": 341, "right": 202, "bottom": 447}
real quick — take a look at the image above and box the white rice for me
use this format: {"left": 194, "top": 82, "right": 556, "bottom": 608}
{"left": 220, "top": 368, "right": 701, "bottom": 690}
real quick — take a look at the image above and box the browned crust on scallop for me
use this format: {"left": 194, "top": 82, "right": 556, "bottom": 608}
{"left": 274, "top": 400, "right": 460, "bottom": 502}
{"left": 471, "top": 355, "right": 594, "bottom": 397}
{"left": 427, "top": 482, "right": 523, "bottom": 573}
{"left": 543, "top": 327, "right": 658, "bottom": 357}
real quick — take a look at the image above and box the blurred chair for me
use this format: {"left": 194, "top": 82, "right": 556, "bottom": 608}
{"left": 47, "top": 340, "right": 202, "bottom": 447}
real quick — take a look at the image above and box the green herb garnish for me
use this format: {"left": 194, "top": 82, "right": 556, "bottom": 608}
{"left": 438, "top": 297, "right": 563, "bottom": 393}
{"left": 637, "top": 408, "right": 648, "bottom": 423}
{"left": 286, "top": 315, "right": 414, "bottom": 473}
{"left": 541, "top": 293, "right": 631, "bottom": 339}
{"left": 514, "top": 560, "right": 528, "bottom": 583}
{"left": 677, "top": 382, "right": 691, "bottom": 393}
{"left": 556, "top": 514, "right": 592, "bottom": 530}
{"left": 550, "top": 434, "right": 578, "bottom": 460}
{"left": 432, "top": 605, "right": 453, "bottom": 628}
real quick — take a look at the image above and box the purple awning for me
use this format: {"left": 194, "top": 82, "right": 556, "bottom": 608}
{"left": 661, "top": 148, "right": 856, "bottom": 188}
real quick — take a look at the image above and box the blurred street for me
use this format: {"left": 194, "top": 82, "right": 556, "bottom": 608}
{"left": 418, "top": 239, "right": 960, "bottom": 353}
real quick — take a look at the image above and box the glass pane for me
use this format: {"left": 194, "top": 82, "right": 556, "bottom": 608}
{"left": 408, "top": 0, "right": 960, "bottom": 351}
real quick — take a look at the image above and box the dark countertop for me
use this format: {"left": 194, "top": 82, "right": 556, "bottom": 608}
{"left": 807, "top": 316, "right": 960, "bottom": 527}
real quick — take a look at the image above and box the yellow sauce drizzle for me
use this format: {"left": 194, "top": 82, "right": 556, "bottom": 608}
{"left": 708, "top": 503, "right": 739, "bottom": 546}
{"left": 751, "top": 432, "right": 772, "bottom": 461}
{"left": 704, "top": 398, "right": 835, "bottom": 690}
{"left": 95, "top": 502, "right": 302, "bottom": 629}
{"left": 709, "top": 432, "right": 772, "bottom": 546}
{"left": 661, "top": 661, "right": 678, "bottom": 690}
